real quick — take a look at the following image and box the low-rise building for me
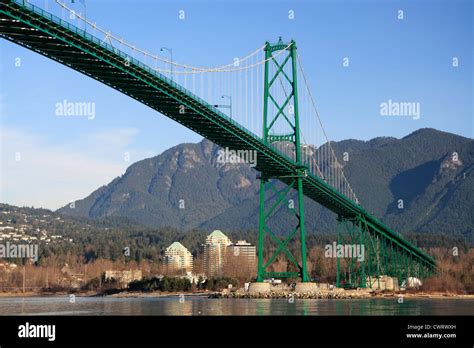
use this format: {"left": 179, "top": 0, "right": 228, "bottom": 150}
{"left": 104, "top": 270, "right": 143, "bottom": 288}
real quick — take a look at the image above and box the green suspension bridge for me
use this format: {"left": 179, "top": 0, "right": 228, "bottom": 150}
{"left": 0, "top": 0, "right": 436, "bottom": 288}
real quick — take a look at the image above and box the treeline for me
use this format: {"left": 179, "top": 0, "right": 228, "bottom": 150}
{"left": 129, "top": 277, "right": 193, "bottom": 292}
{"left": 38, "top": 228, "right": 259, "bottom": 265}
{"left": 5, "top": 227, "right": 471, "bottom": 267}
{"left": 128, "top": 276, "right": 239, "bottom": 292}
{"left": 1, "top": 203, "right": 471, "bottom": 267}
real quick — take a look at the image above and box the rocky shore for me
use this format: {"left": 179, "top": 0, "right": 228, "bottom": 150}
{"left": 211, "top": 288, "right": 474, "bottom": 300}
{"left": 213, "top": 288, "right": 370, "bottom": 299}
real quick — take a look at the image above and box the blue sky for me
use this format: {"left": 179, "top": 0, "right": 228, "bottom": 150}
{"left": 0, "top": 0, "right": 472, "bottom": 209}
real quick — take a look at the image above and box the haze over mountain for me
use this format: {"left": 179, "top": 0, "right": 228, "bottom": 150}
{"left": 57, "top": 128, "right": 474, "bottom": 242}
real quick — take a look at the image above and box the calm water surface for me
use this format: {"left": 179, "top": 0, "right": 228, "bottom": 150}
{"left": 0, "top": 296, "right": 472, "bottom": 315}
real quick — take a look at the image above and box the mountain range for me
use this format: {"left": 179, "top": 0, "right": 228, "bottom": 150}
{"left": 57, "top": 128, "right": 474, "bottom": 242}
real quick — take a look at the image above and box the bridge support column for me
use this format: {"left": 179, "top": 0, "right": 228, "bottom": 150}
{"left": 257, "top": 179, "right": 266, "bottom": 283}
{"left": 256, "top": 176, "right": 309, "bottom": 282}
{"left": 256, "top": 38, "right": 309, "bottom": 283}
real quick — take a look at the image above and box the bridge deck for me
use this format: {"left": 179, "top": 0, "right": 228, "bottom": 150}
{"left": 0, "top": 0, "right": 435, "bottom": 269}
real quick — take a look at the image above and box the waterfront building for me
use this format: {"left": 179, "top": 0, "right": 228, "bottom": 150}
{"left": 229, "top": 240, "right": 256, "bottom": 266}
{"left": 203, "top": 230, "right": 232, "bottom": 277}
{"left": 163, "top": 242, "right": 194, "bottom": 275}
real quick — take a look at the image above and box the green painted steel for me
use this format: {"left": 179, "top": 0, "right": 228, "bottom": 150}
{"left": 0, "top": 0, "right": 436, "bottom": 283}
{"left": 335, "top": 215, "right": 435, "bottom": 288}
{"left": 257, "top": 38, "right": 310, "bottom": 282}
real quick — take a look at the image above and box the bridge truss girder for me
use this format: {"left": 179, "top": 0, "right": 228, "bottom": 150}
{"left": 335, "top": 216, "right": 435, "bottom": 289}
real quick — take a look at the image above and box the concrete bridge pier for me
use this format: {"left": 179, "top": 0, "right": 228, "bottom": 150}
{"left": 248, "top": 282, "right": 271, "bottom": 294}
{"left": 294, "top": 282, "right": 318, "bottom": 293}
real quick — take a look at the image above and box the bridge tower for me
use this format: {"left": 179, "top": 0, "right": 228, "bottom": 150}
{"left": 257, "top": 38, "right": 310, "bottom": 283}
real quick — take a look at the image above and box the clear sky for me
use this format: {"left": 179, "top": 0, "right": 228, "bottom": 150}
{"left": 0, "top": 0, "right": 472, "bottom": 209}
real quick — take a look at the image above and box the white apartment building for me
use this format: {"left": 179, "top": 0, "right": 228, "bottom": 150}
{"left": 163, "top": 241, "right": 194, "bottom": 274}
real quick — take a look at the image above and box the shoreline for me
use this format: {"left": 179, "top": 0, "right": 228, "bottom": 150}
{"left": 0, "top": 290, "right": 472, "bottom": 300}
{"left": 0, "top": 290, "right": 214, "bottom": 298}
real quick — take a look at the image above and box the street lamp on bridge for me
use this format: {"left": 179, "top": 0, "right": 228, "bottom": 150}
{"left": 214, "top": 94, "right": 232, "bottom": 119}
{"left": 71, "top": 0, "right": 87, "bottom": 32}
{"left": 160, "top": 47, "right": 173, "bottom": 81}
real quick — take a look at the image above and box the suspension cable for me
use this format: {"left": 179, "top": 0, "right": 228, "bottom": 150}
{"left": 297, "top": 53, "right": 360, "bottom": 204}
{"left": 55, "top": 0, "right": 291, "bottom": 74}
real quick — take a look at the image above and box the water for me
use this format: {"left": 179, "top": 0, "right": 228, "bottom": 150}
{"left": 0, "top": 296, "right": 472, "bottom": 315}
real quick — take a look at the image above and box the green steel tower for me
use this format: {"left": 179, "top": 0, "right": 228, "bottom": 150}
{"left": 257, "top": 38, "right": 310, "bottom": 282}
